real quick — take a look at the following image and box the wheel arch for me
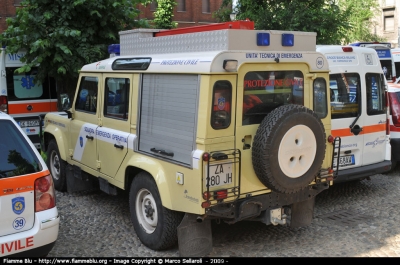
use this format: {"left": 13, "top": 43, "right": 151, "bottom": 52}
{"left": 43, "top": 128, "right": 69, "bottom": 162}
{"left": 124, "top": 157, "right": 174, "bottom": 210}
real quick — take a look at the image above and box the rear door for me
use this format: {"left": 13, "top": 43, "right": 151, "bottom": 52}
{"left": 330, "top": 72, "right": 386, "bottom": 168}
{"left": 0, "top": 119, "right": 40, "bottom": 236}
{"left": 362, "top": 73, "right": 387, "bottom": 165}
{"left": 235, "top": 63, "right": 310, "bottom": 194}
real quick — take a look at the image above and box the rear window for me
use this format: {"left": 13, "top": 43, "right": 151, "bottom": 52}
{"left": 0, "top": 120, "right": 42, "bottom": 179}
{"left": 5, "top": 67, "right": 57, "bottom": 101}
{"left": 242, "top": 70, "right": 304, "bottom": 125}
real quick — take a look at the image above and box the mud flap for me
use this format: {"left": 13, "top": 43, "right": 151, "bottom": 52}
{"left": 289, "top": 196, "right": 315, "bottom": 228}
{"left": 177, "top": 213, "right": 213, "bottom": 257}
{"left": 66, "top": 165, "right": 97, "bottom": 193}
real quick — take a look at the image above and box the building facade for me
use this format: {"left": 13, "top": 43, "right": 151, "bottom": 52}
{"left": 137, "top": 0, "right": 225, "bottom": 28}
{"left": 0, "top": 0, "right": 226, "bottom": 35}
{"left": 0, "top": 0, "right": 23, "bottom": 34}
{"left": 372, "top": 0, "right": 399, "bottom": 48}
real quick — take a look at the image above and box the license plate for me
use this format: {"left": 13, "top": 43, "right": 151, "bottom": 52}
{"left": 333, "top": 155, "right": 355, "bottom": 167}
{"left": 205, "top": 162, "right": 233, "bottom": 188}
{"left": 18, "top": 120, "right": 40, "bottom": 128}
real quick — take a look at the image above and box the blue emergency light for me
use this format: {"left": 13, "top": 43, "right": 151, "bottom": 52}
{"left": 282, "top": 34, "right": 294, "bottom": 47}
{"left": 108, "top": 44, "right": 120, "bottom": 56}
{"left": 256, "top": 33, "right": 270, "bottom": 46}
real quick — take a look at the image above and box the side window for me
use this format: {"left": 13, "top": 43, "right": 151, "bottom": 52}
{"left": 242, "top": 71, "right": 304, "bottom": 125}
{"left": 75, "top": 76, "right": 98, "bottom": 113}
{"left": 211, "top": 81, "right": 232, "bottom": 129}
{"left": 330, "top": 73, "right": 360, "bottom": 119}
{"left": 366, "top": 73, "right": 386, "bottom": 115}
{"left": 313, "top": 78, "right": 328, "bottom": 118}
{"left": 104, "top": 78, "right": 130, "bottom": 120}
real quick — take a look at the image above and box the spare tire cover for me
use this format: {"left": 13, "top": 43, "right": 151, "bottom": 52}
{"left": 252, "top": 104, "right": 326, "bottom": 194}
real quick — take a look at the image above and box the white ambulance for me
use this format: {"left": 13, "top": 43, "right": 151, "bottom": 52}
{"left": 316, "top": 45, "right": 391, "bottom": 182}
{"left": 43, "top": 21, "right": 337, "bottom": 256}
{"left": 0, "top": 48, "right": 59, "bottom": 149}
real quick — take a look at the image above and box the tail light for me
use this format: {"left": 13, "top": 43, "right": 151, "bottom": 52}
{"left": 214, "top": 189, "right": 227, "bottom": 200}
{"left": 34, "top": 175, "right": 56, "bottom": 212}
{"left": 386, "top": 91, "right": 390, "bottom": 135}
{"left": 389, "top": 92, "right": 400, "bottom": 127}
{"left": 0, "top": 95, "right": 8, "bottom": 113}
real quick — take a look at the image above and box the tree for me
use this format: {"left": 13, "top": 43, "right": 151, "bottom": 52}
{"left": 0, "top": 0, "right": 149, "bottom": 101}
{"left": 153, "top": 0, "right": 177, "bottom": 29}
{"left": 214, "top": 0, "right": 351, "bottom": 45}
{"left": 339, "top": 0, "right": 386, "bottom": 44}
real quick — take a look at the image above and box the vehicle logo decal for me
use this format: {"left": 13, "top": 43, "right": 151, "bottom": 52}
{"left": 12, "top": 197, "right": 25, "bottom": 215}
{"left": 365, "top": 138, "right": 385, "bottom": 148}
{"left": 218, "top": 97, "right": 225, "bottom": 110}
{"left": 13, "top": 217, "right": 26, "bottom": 230}
{"left": 80, "top": 136, "right": 83, "bottom": 148}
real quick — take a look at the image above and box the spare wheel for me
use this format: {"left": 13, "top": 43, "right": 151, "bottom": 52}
{"left": 252, "top": 104, "right": 326, "bottom": 194}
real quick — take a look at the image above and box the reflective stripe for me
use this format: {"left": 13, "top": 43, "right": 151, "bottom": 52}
{"left": 0, "top": 170, "right": 50, "bottom": 196}
{"left": 8, "top": 101, "right": 57, "bottom": 114}
{"left": 332, "top": 124, "right": 386, "bottom": 137}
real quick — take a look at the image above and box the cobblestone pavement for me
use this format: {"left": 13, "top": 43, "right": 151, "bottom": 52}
{"left": 48, "top": 167, "right": 400, "bottom": 257}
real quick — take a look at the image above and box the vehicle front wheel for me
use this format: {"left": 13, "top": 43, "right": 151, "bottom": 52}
{"left": 46, "top": 139, "right": 67, "bottom": 191}
{"left": 129, "top": 172, "right": 184, "bottom": 250}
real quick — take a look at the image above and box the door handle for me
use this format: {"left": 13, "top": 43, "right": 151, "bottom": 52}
{"left": 114, "top": 144, "right": 124, "bottom": 149}
{"left": 86, "top": 135, "right": 94, "bottom": 140}
{"left": 350, "top": 125, "right": 362, "bottom": 135}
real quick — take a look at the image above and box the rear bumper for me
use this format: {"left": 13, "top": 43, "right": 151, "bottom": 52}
{"left": 0, "top": 208, "right": 59, "bottom": 257}
{"left": 334, "top": 160, "right": 392, "bottom": 183}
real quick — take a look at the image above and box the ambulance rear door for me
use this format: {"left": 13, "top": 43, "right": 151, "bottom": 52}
{"left": 329, "top": 51, "right": 387, "bottom": 169}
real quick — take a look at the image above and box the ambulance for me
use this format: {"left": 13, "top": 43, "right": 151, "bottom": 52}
{"left": 42, "top": 21, "right": 338, "bottom": 256}
{"left": 392, "top": 48, "right": 400, "bottom": 83}
{"left": 349, "top": 42, "right": 396, "bottom": 82}
{"left": 316, "top": 45, "right": 391, "bottom": 182}
{"left": 0, "top": 48, "right": 58, "bottom": 149}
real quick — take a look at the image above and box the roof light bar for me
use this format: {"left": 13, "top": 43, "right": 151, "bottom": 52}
{"left": 282, "top": 34, "right": 294, "bottom": 47}
{"left": 342, "top": 47, "right": 353, "bottom": 52}
{"left": 256, "top": 33, "right": 270, "bottom": 46}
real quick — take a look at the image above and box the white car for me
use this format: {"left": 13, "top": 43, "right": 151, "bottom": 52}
{"left": 0, "top": 111, "right": 59, "bottom": 257}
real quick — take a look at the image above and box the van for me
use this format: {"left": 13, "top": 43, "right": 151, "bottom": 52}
{"left": 43, "top": 21, "right": 337, "bottom": 256}
{"left": 317, "top": 45, "right": 391, "bottom": 183}
{"left": 0, "top": 48, "right": 59, "bottom": 149}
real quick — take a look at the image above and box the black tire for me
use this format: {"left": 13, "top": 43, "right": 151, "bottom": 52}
{"left": 252, "top": 105, "right": 326, "bottom": 194}
{"left": 129, "top": 172, "right": 184, "bottom": 250}
{"left": 46, "top": 139, "right": 67, "bottom": 191}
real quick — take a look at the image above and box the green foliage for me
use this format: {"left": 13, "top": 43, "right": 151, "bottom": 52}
{"left": 339, "top": 0, "right": 386, "bottom": 43}
{"left": 0, "top": 0, "right": 149, "bottom": 88}
{"left": 231, "top": 0, "right": 350, "bottom": 44}
{"left": 214, "top": 0, "right": 386, "bottom": 45}
{"left": 213, "top": 0, "right": 232, "bottom": 22}
{"left": 153, "top": 0, "right": 177, "bottom": 29}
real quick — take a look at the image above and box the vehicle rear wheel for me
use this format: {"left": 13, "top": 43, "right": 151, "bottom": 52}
{"left": 129, "top": 172, "right": 184, "bottom": 250}
{"left": 252, "top": 105, "right": 326, "bottom": 194}
{"left": 46, "top": 139, "right": 67, "bottom": 191}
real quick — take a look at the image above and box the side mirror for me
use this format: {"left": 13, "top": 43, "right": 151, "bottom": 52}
{"left": 65, "top": 109, "right": 73, "bottom": 119}
{"left": 60, "top": 93, "right": 71, "bottom": 111}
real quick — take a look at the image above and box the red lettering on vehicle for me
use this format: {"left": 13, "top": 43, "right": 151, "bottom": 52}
{"left": 1, "top": 237, "right": 34, "bottom": 254}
